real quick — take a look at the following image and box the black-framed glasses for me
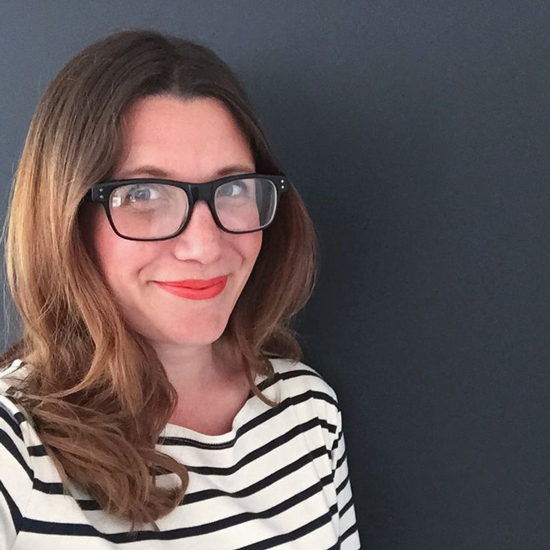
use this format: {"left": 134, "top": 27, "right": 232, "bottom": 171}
{"left": 83, "top": 173, "right": 290, "bottom": 241}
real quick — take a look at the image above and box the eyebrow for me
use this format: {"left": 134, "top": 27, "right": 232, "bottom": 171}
{"left": 116, "top": 164, "right": 256, "bottom": 180}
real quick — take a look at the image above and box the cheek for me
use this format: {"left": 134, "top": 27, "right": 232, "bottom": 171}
{"left": 85, "top": 206, "right": 146, "bottom": 284}
{"left": 241, "top": 232, "right": 263, "bottom": 267}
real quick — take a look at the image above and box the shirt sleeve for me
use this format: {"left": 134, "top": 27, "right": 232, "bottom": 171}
{"left": 331, "top": 405, "right": 361, "bottom": 549}
{"left": 0, "top": 394, "right": 34, "bottom": 550}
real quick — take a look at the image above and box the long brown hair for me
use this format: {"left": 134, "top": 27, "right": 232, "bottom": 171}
{"left": 0, "top": 28, "right": 319, "bottom": 532}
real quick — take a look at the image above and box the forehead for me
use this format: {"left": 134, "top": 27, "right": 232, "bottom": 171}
{"left": 116, "top": 95, "right": 254, "bottom": 179}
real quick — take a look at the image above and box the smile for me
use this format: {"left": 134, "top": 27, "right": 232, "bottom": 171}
{"left": 153, "top": 276, "right": 228, "bottom": 300}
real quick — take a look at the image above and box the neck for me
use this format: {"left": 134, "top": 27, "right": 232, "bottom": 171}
{"left": 150, "top": 337, "right": 241, "bottom": 399}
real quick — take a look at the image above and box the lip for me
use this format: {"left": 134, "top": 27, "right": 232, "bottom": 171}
{"left": 153, "top": 276, "right": 227, "bottom": 300}
{"left": 157, "top": 276, "right": 227, "bottom": 289}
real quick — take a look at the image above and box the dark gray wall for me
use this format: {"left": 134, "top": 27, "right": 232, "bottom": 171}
{"left": 2, "top": 2, "right": 550, "bottom": 548}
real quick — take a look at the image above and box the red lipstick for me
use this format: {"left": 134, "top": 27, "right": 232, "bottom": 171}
{"left": 154, "top": 275, "right": 227, "bottom": 300}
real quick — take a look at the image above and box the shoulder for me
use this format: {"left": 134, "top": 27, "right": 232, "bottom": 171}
{"left": 0, "top": 361, "right": 36, "bottom": 548}
{"left": 0, "top": 359, "right": 34, "bottom": 449}
{"left": 265, "top": 357, "right": 341, "bottom": 424}
{"left": 0, "top": 359, "right": 38, "bottom": 461}
{"left": 262, "top": 358, "right": 343, "bottom": 456}
{"left": 267, "top": 358, "right": 338, "bottom": 401}
{"left": 0, "top": 358, "right": 28, "bottom": 394}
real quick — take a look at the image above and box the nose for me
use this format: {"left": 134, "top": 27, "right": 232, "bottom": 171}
{"left": 171, "top": 199, "right": 224, "bottom": 263}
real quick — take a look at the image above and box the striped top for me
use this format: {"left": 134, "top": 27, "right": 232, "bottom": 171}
{"left": 0, "top": 357, "right": 360, "bottom": 549}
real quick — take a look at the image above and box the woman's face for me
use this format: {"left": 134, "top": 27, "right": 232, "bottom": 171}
{"left": 86, "top": 94, "right": 262, "bottom": 348}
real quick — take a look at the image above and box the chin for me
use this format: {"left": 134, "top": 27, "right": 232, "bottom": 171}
{"left": 164, "top": 324, "right": 228, "bottom": 346}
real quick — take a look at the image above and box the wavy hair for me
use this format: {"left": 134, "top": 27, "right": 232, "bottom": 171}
{"left": 0, "top": 28, "right": 319, "bottom": 531}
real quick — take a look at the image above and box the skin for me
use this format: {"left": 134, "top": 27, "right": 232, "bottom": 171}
{"left": 84, "top": 95, "right": 262, "bottom": 433}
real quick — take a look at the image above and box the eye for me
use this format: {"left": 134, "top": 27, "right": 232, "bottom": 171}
{"left": 217, "top": 180, "right": 250, "bottom": 198}
{"left": 124, "top": 184, "right": 162, "bottom": 202}
{"left": 111, "top": 183, "right": 167, "bottom": 208}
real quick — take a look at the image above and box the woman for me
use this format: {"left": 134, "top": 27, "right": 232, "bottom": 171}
{"left": 0, "top": 28, "right": 360, "bottom": 548}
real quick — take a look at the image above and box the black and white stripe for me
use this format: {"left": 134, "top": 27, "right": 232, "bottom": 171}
{"left": 0, "top": 358, "right": 360, "bottom": 549}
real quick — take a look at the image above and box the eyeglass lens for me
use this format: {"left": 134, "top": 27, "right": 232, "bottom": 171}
{"left": 109, "top": 177, "right": 277, "bottom": 239}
